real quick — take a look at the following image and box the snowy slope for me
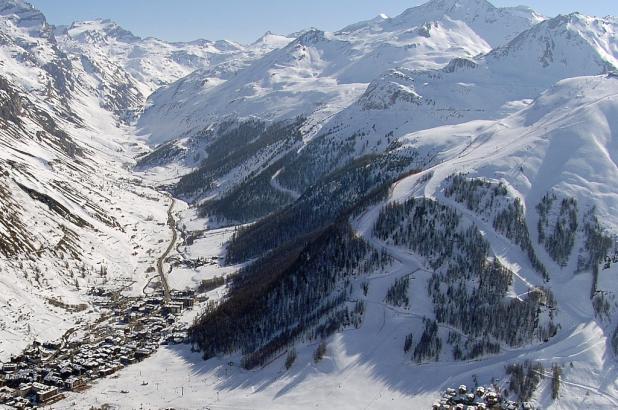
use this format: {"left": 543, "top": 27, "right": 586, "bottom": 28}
{"left": 170, "top": 11, "right": 618, "bottom": 215}
{"left": 1, "top": 0, "right": 618, "bottom": 409}
{"left": 365, "top": 73, "right": 618, "bottom": 408}
{"left": 0, "top": 0, "right": 75, "bottom": 104}
{"left": 0, "top": 0, "right": 176, "bottom": 360}
{"left": 228, "top": 11, "right": 616, "bottom": 204}
{"left": 138, "top": 0, "right": 542, "bottom": 144}
{"left": 395, "top": 74, "right": 618, "bottom": 230}
{"left": 338, "top": 0, "right": 544, "bottom": 48}
{"left": 323, "top": 13, "right": 618, "bottom": 153}
{"left": 55, "top": 19, "right": 288, "bottom": 122}
{"left": 138, "top": 8, "right": 618, "bottom": 227}
{"left": 95, "top": 74, "right": 618, "bottom": 410}
{"left": 56, "top": 72, "right": 618, "bottom": 408}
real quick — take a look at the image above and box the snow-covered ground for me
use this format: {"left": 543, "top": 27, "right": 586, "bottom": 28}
{"left": 0, "top": 0, "right": 178, "bottom": 361}
{"left": 1, "top": 1, "right": 618, "bottom": 409}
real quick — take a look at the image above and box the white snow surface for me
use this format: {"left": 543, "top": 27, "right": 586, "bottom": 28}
{"left": 0, "top": 1, "right": 618, "bottom": 409}
{"left": 0, "top": 2, "right": 176, "bottom": 360}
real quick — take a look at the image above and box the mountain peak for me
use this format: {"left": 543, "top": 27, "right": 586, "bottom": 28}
{"left": 502, "top": 12, "right": 611, "bottom": 50}
{"left": 251, "top": 31, "right": 291, "bottom": 49}
{"left": 381, "top": 0, "right": 543, "bottom": 47}
{"left": 486, "top": 13, "right": 618, "bottom": 77}
{"left": 68, "top": 19, "right": 141, "bottom": 43}
{"left": 417, "top": 0, "right": 495, "bottom": 13}
{"left": 337, "top": 14, "right": 390, "bottom": 34}
{"left": 287, "top": 27, "right": 321, "bottom": 39}
{"left": 0, "top": 0, "right": 49, "bottom": 35}
{"left": 295, "top": 29, "right": 326, "bottom": 46}
{"left": 253, "top": 30, "right": 276, "bottom": 43}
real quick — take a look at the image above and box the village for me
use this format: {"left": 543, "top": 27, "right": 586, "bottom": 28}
{"left": 433, "top": 384, "right": 534, "bottom": 410}
{"left": 0, "top": 285, "right": 202, "bottom": 409}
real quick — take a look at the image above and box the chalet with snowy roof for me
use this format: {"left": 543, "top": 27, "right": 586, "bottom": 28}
{"left": 36, "top": 386, "right": 60, "bottom": 404}
{"left": 43, "top": 372, "right": 63, "bottom": 387}
{"left": 0, "top": 386, "right": 15, "bottom": 403}
{"left": 2, "top": 363, "right": 17, "bottom": 373}
{"left": 64, "top": 376, "right": 86, "bottom": 391}
{"left": 16, "top": 383, "right": 32, "bottom": 398}
{"left": 164, "top": 301, "right": 184, "bottom": 314}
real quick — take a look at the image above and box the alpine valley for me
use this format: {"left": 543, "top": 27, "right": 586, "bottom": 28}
{"left": 0, "top": 0, "right": 616, "bottom": 409}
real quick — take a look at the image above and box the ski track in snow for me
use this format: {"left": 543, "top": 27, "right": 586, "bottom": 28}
{"left": 270, "top": 167, "right": 301, "bottom": 200}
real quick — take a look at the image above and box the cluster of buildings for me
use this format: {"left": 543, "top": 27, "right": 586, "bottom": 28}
{"left": 433, "top": 385, "right": 534, "bottom": 410}
{"left": 603, "top": 251, "right": 618, "bottom": 270}
{"left": 601, "top": 238, "right": 618, "bottom": 270}
{"left": 0, "top": 288, "right": 197, "bottom": 408}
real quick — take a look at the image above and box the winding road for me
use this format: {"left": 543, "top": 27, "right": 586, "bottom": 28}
{"left": 157, "top": 196, "right": 177, "bottom": 301}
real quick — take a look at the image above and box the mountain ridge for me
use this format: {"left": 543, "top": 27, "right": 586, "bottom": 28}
{"left": 138, "top": 0, "right": 545, "bottom": 144}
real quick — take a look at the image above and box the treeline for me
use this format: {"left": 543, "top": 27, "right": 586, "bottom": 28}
{"left": 612, "top": 326, "right": 618, "bottom": 357}
{"left": 374, "top": 197, "right": 556, "bottom": 356}
{"left": 551, "top": 364, "right": 561, "bottom": 400}
{"left": 135, "top": 140, "right": 185, "bottom": 169}
{"left": 198, "top": 160, "right": 296, "bottom": 223}
{"left": 461, "top": 338, "right": 500, "bottom": 360}
{"left": 449, "top": 331, "right": 501, "bottom": 360}
{"left": 276, "top": 129, "right": 371, "bottom": 194}
{"left": 505, "top": 361, "right": 544, "bottom": 402}
{"left": 578, "top": 207, "right": 614, "bottom": 297}
{"left": 444, "top": 174, "right": 549, "bottom": 280}
{"left": 174, "top": 118, "right": 303, "bottom": 202}
{"left": 225, "top": 152, "right": 418, "bottom": 264}
{"left": 412, "top": 319, "right": 442, "bottom": 363}
{"left": 443, "top": 174, "right": 507, "bottom": 215}
{"left": 537, "top": 193, "right": 578, "bottom": 267}
{"left": 494, "top": 199, "right": 549, "bottom": 281}
{"left": 384, "top": 276, "right": 410, "bottom": 307}
{"left": 189, "top": 222, "right": 391, "bottom": 369}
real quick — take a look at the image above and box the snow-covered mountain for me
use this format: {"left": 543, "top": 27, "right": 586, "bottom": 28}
{"left": 152, "top": 11, "right": 618, "bottom": 218}
{"left": 352, "top": 13, "right": 617, "bottom": 132}
{"left": 131, "top": 5, "right": 618, "bottom": 408}
{"left": 1, "top": 0, "right": 618, "bottom": 409}
{"left": 138, "top": 0, "right": 543, "bottom": 144}
{"left": 56, "top": 19, "right": 290, "bottom": 122}
{"left": 259, "top": 11, "right": 618, "bottom": 195}
{"left": 338, "top": 0, "right": 544, "bottom": 48}
{"left": 0, "top": 0, "right": 51, "bottom": 37}
{"left": 169, "top": 72, "right": 618, "bottom": 410}
{"left": 0, "top": 0, "right": 291, "bottom": 363}
{"left": 0, "top": 0, "right": 176, "bottom": 361}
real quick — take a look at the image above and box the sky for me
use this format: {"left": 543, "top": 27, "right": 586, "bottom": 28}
{"left": 29, "top": 0, "right": 618, "bottom": 44}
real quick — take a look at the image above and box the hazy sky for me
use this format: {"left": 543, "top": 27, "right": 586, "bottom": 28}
{"left": 29, "top": 0, "right": 618, "bottom": 44}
